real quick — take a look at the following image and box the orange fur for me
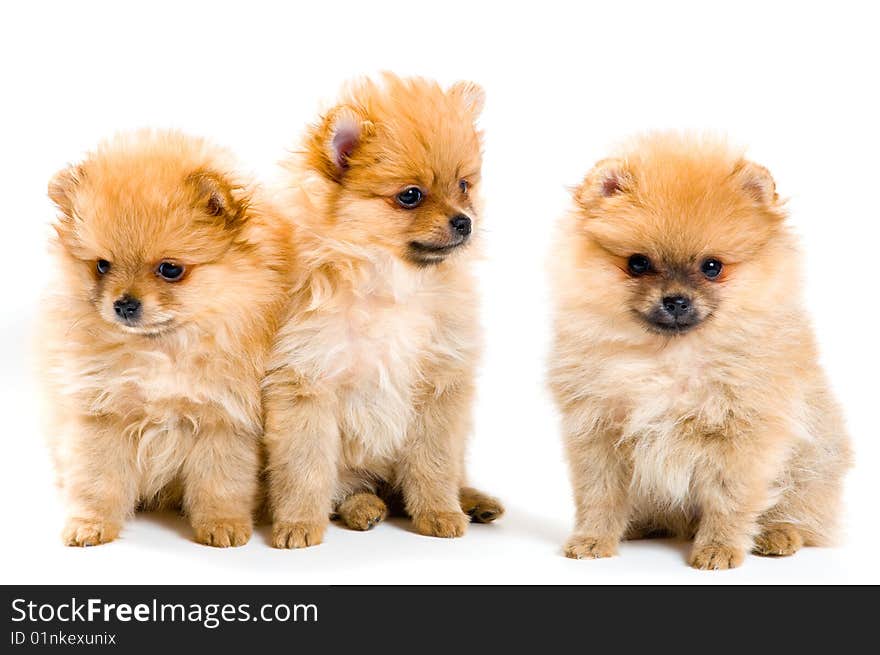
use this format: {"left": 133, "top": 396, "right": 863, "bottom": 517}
{"left": 40, "top": 130, "right": 293, "bottom": 547}
{"left": 263, "top": 74, "right": 502, "bottom": 548}
{"left": 549, "top": 133, "right": 852, "bottom": 569}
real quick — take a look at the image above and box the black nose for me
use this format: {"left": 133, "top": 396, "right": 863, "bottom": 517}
{"left": 113, "top": 295, "right": 142, "bottom": 322}
{"left": 662, "top": 295, "right": 692, "bottom": 318}
{"left": 450, "top": 215, "right": 472, "bottom": 237}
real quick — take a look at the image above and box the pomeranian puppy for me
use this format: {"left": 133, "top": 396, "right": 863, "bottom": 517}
{"left": 263, "top": 74, "right": 503, "bottom": 548}
{"left": 42, "top": 130, "right": 292, "bottom": 547}
{"left": 549, "top": 133, "right": 852, "bottom": 569}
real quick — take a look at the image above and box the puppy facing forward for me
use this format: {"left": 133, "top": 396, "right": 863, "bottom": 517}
{"left": 549, "top": 133, "right": 852, "bottom": 569}
{"left": 42, "top": 130, "right": 292, "bottom": 547}
{"left": 263, "top": 74, "right": 503, "bottom": 548}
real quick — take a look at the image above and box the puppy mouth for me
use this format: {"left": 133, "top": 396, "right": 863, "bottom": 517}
{"left": 648, "top": 322, "right": 698, "bottom": 335}
{"left": 637, "top": 312, "right": 704, "bottom": 335}
{"left": 117, "top": 319, "right": 176, "bottom": 337}
{"left": 406, "top": 238, "right": 469, "bottom": 265}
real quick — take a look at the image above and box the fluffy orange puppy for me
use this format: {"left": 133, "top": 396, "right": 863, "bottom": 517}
{"left": 263, "top": 74, "right": 503, "bottom": 548}
{"left": 42, "top": 130, "right": 292, "bottom": 547}
{"left": 549, "top": 133, "right": 852, "bottom": 569}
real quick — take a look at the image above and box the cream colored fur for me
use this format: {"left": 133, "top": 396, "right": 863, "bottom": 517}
{"left": 41, "top": 130, "right": 292, "bottom": 547}
{"left": 263, "top": 75, "right": 503, "bottom": 548}
{"left": 549, "top": 133, "right": 852, "bottom": 569}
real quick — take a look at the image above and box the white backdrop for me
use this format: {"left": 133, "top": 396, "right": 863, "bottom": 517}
{"left": 1, "top": 0, "right": 877, "bottom": 584}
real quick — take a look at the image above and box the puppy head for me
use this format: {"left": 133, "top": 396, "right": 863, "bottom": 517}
{"left": 49, "top": 130, "right": 253, "bottom": 337}
{"left": 304, "top": 73, "right": 484, "bottom": 267}
{"left": 571, "top": 133, "right": 790, "bottom": 338}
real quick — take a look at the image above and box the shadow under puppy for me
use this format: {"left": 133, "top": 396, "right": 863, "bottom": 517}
{"left": 263, "top": 74, "right": 503, "bottom": 548}
{"left": 42, "top": 130, "right": 292, "bottom": 547}
{"left": 549, "top": 133, "right": 852, "bottom": 569}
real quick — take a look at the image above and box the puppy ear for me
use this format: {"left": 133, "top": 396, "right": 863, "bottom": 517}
{"left": 322, "top": 105, "right": 371, "bottom": 178}
{"left": 187, "top": 170, "right": 247, "bottom": 225}
{"left": 448, "top": 81, "right": 486, "bottom": 119}
{"left": 733, "top": 160, "right": 778, "bottom": 205}
{"left": 574, "top": 158, "right": 633, "bottom": 209}
{"left": 48, "top": 164, "right": 84, "bottom": 217}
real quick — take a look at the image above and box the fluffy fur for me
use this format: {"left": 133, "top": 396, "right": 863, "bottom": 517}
{"left": 263, "top": 74, "right": 502, "bottom": 548}
{"left": 41, "top": 130, "right": 292, "bottom": 547}
{"left": 548, "top": 133, "right": 852, "bottom": 569}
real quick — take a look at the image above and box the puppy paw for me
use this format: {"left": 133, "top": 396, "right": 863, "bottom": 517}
{"left": 689, "top": 543, "right": 745, "bottom": 570}
{"left": 337, "top": 493, "right": 387, "bottom": 531}
{"left": 62, "top": 518, "right": 120, "bottom": 547}
{"left": 193, "top": 518, "right": 252, "bottom": 548}
{"left": 272, "top": 520, "right": 326, "bottom": 549}
{"left": 460, "top": 487, "right": 505, "bottom": 524}
{"left": 753, "top": 524, "right": 804, "bottom": 557}
{"left": 412, "top": 511, "right": 468, "bottom": 538}
{"left": 564, "top": 534, "right": 618, "bottom": 559}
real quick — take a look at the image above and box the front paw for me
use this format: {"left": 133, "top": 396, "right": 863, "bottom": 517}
{"left": 62, "top": 517, "right": 120, "bottom": 547}
{"left": 689, "top": 543, "right": 745, "bottom": 570}
{"left": 412, "top": 511, "right": 468, "bottom": 538}
{"left": 193, "top": 518, "right": 252, "bottom": 548}
{"left": 272, "top": 520, "right": 326, "bottom": 549}
{"left": 564, "top": 534, "right": 618, "bottom": 559}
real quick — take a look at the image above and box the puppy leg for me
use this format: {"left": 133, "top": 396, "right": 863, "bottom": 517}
{"left": 757, "top": 393, "right": 852, "bottom": 551}
{"left": 336, "top": 492, "right": 388, "bottom": 531}
{"left": 460, "top": 487, "right": 504, "bottom": 524}
{"left": 398, "top": 379, "right": 472, "bottom": 538}
{"left": 753, "top": 448, "right": 846, "bottom": 557}
{"left": 563, "top": 419, "right": 631, "bottom": 559}
{"left": 182, "top": 417, "right": 259, "bottom": 548}
{"left": 264, "top": 381, "right": 339, "bottom": 549}
{"left": 61, "top": 415, "right": 138, "bottom": 547}
{"left": 689, "top": 433, "right": 786, "bottom": 570}
{"left": 690, "top": 488, "right": 760, "bottom": 570}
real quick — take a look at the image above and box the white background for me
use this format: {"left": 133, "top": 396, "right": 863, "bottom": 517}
{"left": 1, "top": 0, "right": 878, "bottom": 584}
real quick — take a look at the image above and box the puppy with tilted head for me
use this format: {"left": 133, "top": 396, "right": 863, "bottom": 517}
{"left": 263, "top": 74, "right": 503, "bottom": 548}
{"left": 549, "top": 133, "right": 852, "bottom": 569}
{"left": 42, "top": 130, "right": 292, "bottom": 547}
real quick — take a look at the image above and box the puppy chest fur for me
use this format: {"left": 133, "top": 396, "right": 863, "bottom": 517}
{"left": 53, "top": 335, "right": 261, "bottom": 499}
{"left": 332, "top": 296, "right": 434, "bottom": 466}
{"left": 570, "top": 339, "right": 786, "bottom": 509}
{"left": 277, "top": 261, "right": 445, "bottom": 469}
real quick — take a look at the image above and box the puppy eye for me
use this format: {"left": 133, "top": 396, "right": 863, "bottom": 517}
{"left": 627, "top": 254, "right": 653, "bottom": 276}
{"left": 156, "top": 261, "right": 185, "bottom": 282}
{"left": 459, "top": 179, "right": 469, "bottom": 193}
{"left": 96, "top": 259, "right": 111, "bottom": 275}
{"left": 701, "top": 258, "right": 723, "bottom": 280}
{"left": 396, "top": 187, "right": 424, "bottom": 209}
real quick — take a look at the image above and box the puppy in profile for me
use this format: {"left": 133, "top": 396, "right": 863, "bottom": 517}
{"left": 549, "top": 133, "right": 852, "bottom": 569}
{"left": 42, "top": 130, "right": 291, "bottom": 547}
{"left": 263, "top": 74, "right": 503, "bottom": 548}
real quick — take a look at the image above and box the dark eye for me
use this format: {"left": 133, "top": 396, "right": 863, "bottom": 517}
{"left": 459, "top": 179, "right": 469, "bottom": 193}
{"left": 156, "top": 261, "right": 185, "bottom": 282}
{"left": 96, "top": 259, "right": 111, "bottom": 275}
{"left": 396, "top": 187, "right": 424, "bottom": 209}
{"left": 701, "top": 258, "right": 723, "bottom": 280}
{"left": 627, "top": 254, "right": 652, "bottom": 276}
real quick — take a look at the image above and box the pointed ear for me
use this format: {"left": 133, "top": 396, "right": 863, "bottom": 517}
{"left": 320, "top": 105, "right": 372, "bottom": 178}
{"left": 187, "top": 170, "right": 247, "bottom": 225}
{"left": 448, "top": 80, "right": 485, "bottom": 119}
{"left": 733, "top": 160, "right": 778, "bottom": 205}
{"left": 574, "top": 158, "right": 633, "bottom": 209}
{"left": 48, "top": 164, "right": 84, "bottom": 217}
